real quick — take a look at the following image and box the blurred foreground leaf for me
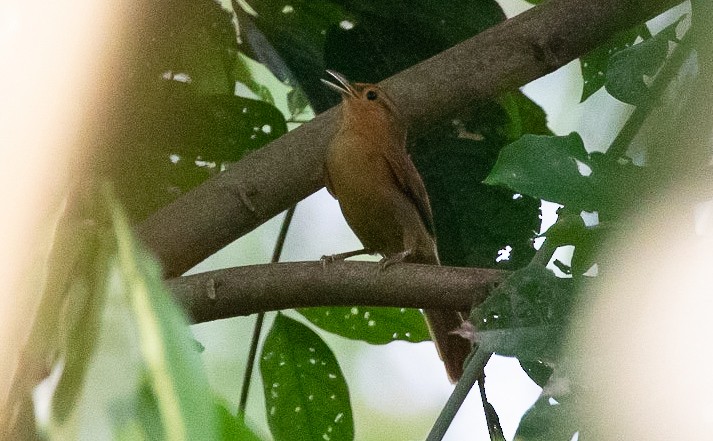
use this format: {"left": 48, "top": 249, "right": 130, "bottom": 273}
{"left": 45, "top": 185, "right": 219, "bottom": 440}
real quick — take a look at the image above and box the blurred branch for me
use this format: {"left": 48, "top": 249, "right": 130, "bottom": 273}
{"left": 166, "top": 262, "right": 508, "bottom": 323}
{"left": 138, "top": 0, "right": 682, "bottom": 277}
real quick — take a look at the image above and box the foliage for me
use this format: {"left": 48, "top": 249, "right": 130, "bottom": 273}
{"left": 260, "top": 314, "right": 353, "bottom": 441}
{"left": 20, "top": 186, "right": 261, "bottom": 440}
{"left": 16, "top": 0, "right": 706, "bottom": 440}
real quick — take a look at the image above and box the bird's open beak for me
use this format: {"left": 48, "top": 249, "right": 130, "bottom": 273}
{"left": 320, "top": 70, "right": 357, "bottom": 97}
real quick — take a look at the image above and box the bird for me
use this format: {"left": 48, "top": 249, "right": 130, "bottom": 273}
{"left": 320, "top": 69, "right": 472, "bottom": 382}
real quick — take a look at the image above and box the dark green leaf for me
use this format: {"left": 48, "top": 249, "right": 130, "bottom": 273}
{"left": 485, "top": 133, "right": 650, "bottom": 218}
{"left": 519, "top": 359, "right": 554, "bottom": 388}
{"left": 580, "top": 25, "right": 648, "bottom": 101}
{"left": 469, "top": 264, "right": 574, "bottom": 364}
{"left": 109, "top": 87, "right": 287, "bottom": 221}
{"left": 261, "top": 314, "right": 353, "bottom": 441}
{"left": 606, "top": 18, "right": 682, "bottom": 105}
{"left": 242, "top": 0, "right": 504, "bottom": 111}
{"left": 413, "top": 102, "right": 540, "bottom": 270}
{"left": 127, "top": 0, "right": 238, "bottom": 95}
{"left": 515, "top": 396, "right": 579, "bottom": 441}
{"left": 96, "top": 0, "right": 292, "bottom": 222}
{"left": 297, "top": 306, "right": 430, "bottom": 344}
{"left": 586, "top": 152, "right": 648, "bottom": 219}
{"left": 498, "top": 91, "right": 553, "bottom": 141}
{"left": 484, "top": 133, "right": 594, "bottom": 211}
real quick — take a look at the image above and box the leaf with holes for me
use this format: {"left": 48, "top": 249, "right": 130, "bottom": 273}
{"left": 580, "top": 24, "right": 648, "bottom": 101}
{"left": 297, "top": 306, "right": 430, "bottom": 344}
{"left": 261, "top": 314, "right": 353, "bottom": 441}
{"left": 412, "top": 104, "right": 540, "bottom": 269}
{"left": 605, "top": 17, "right": 683, "bottom": 105}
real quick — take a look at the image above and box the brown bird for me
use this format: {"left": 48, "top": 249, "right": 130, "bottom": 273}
{"left": 321, "top": 70, "right": 471, "bottom": 382}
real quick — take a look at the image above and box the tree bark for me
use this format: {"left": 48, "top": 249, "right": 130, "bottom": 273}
{"left": 167, "top": 261, "right": 508, "bottom": 323}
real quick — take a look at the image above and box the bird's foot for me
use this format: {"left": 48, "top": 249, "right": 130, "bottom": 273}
{"left": 321, "top": 249, "right": 372, "bottom": 269}
{"left": 378, "top": 250, "right": 411, "bottom": 272}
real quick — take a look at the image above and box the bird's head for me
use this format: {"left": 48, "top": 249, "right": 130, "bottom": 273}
{"left": 321, "top": 70, "right": 404, "bottom": 131}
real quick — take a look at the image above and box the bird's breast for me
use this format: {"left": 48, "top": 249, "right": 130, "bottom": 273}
{"left": 326, "top": 133, "right": 407, "bottom": 254}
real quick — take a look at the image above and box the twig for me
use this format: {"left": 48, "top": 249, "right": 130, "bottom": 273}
{"left": 426, "top": 347, "right": 491, "bottom": 441}
{"left": 237, "top": 206, "right": 296, "bottom": 418}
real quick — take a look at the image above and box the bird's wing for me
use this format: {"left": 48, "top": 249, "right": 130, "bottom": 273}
{"left": 384, "top": 148, "right": 436, "bottom": 238}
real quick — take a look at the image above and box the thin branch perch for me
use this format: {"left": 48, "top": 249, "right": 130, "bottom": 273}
{"left": 166, "top": 261, "right": 508, "bottom": 323}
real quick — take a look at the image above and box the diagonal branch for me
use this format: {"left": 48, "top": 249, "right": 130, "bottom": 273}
{"left": 138, "top": 0, "right": 681, "bottom": 277}
{"left": 166, "top": 261, "right": 508, "bottom": 323}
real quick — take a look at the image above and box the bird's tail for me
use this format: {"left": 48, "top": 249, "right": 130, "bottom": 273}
{"left": 423, "top": 309, "right": 472, "bottom": 383}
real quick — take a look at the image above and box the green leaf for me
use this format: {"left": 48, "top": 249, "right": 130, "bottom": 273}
{"left": 261, "top": 314, "right": 353, "bottom": 441}
{"left": 234, "top": 53, "right": 277, "bottom": 105}
{"left": 110, "top": 87, "right": 287, "bottom": 221}
{"left": 484, "top": 133, "right": 594, "bottom": 211}
{"left": 107, "top": 186, "right": 220, "bottom": 441}
{"left": 297, "top": 306, "right": 430, "bottom": 344}
{"left": 96, "top": 0, "right": 293, "bottom": 222}
{"left": 217, "top": 404, "right": 264, "bottom": 441}
{"left": 580, "top": 24, "right": 648, "bottom": 101}
{"left": 518, "top": 359, "right": 554, "bottom": 388}
{"left": 51, "top": 271, "right": 108, "bottom": 423}
{"left": 498, "top": 91, "right": 553, "bottom": 141}
{"left": 469, "top": 264, "right": 574, "bottom": 364}
{"left": 586, "top": 152, "right": 648, "bottom": 219}
{"left": 540, "top": 214, "right": 608, "bottom": 275}
{"left": 45, "top": 186, "right": 220, "bottom": 439}
{"left": 243, "top": 0, "right": 504, "bottom": 112}
{"left": 287, "top": 87, "right": 311, "bottom": 119}
{"left": 129, "top": 0, "right": 238, "bottom": 95}
{"left": 606, "top": 18, "right": 683, "bottom": 105}
{"left": 485, "top": 133, "right": 649, "bottom": 218}
{"left": 515, "top": 396, "right": 579, "bottom": 441}
{"left": 110, "top": 379, "right": 165, "bottom": 440}
{"left": 413, "top": 101, "right": 540, "bottom": 270}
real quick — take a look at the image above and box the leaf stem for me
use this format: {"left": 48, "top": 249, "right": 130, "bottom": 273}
{"left": 426, "top": 347, "right": 491, "bottom": 441}
{"left": 237, "top": 205, "right": 296, "bottom": 418}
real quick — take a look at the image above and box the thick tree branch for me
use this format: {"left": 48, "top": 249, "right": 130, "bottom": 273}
{"left": 167, "top": 261, "right": 508, "bottom": 323}
{"left": 138, "top": 0, "right": 681, "bottom": 277}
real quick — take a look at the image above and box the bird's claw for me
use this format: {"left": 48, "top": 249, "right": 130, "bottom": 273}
{"left": 320, "top": 249, "right": 372, "bottom": 269}
{"left": 377, "top": 250, "right": 411, "bottom": 273}
{"left": 320, "top": 254, "right": 339, "bottom": 269}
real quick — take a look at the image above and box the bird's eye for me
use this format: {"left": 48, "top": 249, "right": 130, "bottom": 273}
{"left": 366, "top": 90, "right": 378, "bottom": 100}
